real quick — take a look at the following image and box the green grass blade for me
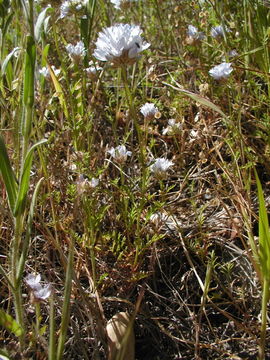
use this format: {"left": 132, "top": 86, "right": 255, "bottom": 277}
{"left": 255, "top": 170, "right": 270, "bottom": 279}
{"left": 0, "top": 309, "right": 23, "bottom": 337}
{"left": 34, "top": 5, "right": 52, "bottom": 42}
{"left": 14, "top": 139, "right": 47, "bottom": 216}
{"left": 23, "top": 35, "right": 36, "bottom": 108}
{"left": 16, "top": 177, "right": 44, "bottom": 283}
{"left": 163, "top": 81, "right": 227, "bottom": 118}
{"left": 0, "top": 135, "right": 18, "bottom": 212}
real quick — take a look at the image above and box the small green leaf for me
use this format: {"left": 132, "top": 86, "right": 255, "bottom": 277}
{"left": 0, "top": 309, "right": 23, "bottom": 337}
{"left": 1, "top": 47, "right": 21, "bottom": 75}
{"left": 0, "top": 136, "right": 18, "bottom": 212}
{"left": 14, "top": 139, "right": 47, "bottom": 216}
{"left": 34, "top": 6, "right": 52, "bottom": 42}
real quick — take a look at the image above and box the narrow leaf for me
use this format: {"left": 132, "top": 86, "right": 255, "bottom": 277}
{"left": 14, "top": 139, "right": 47, "bottom": 216}
{"left": 0, "top": 309, "right": 23, "bottom": 336}
{"left": 1, "top": 47, "right": 21, "bottom": 75}
{"left": 47, "top": 63, "right": 68, "bottom": 117}
{"left": 34, "top": 6, "right": 52, "bottom": 42}
{"left": 255, "top": 170, "right": 270, "bottom": 279}
{"left": 23, "top": 35, "right": 36, "bottom": 107}
{"left": 0, "top": 136, "right": 18, "bottom": 212}
{"left": 163, "top": 81, "right": 227, "bottom": 118}
{"left": 17, "top": 177, "right": 44, "bottom": 283}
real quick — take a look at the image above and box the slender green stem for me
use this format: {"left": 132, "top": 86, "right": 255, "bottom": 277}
{"left": 56, "top": 236, "right": 75, "bottom": 360}
{"left": 49, "top": 294, "right": 56, "bottom": 360}
{"left": 259, "top": 278, "right": 270, "bottom": 360}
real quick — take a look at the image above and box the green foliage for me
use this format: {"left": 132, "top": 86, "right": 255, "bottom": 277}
{"left": 0, "top": 135, "right": 18, "bottom": 212}
{"left": 0, "top": 309, "right": 23, "bottom": 337}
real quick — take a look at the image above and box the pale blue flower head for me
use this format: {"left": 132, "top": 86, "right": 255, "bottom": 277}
{"left": 93, "top": 24, "right": 150, "bottom": 66}
{"left": 140, "top": 103, "right": 158, "bottom": 118}
{"left": 60, "top": 0, "right": 87, "bottom": 18}
{"left": 209, "top": 62, "right": 233, "bottom": 80}
{"left": 150, "top": 157, "right": 174, "bottom": 179}
{"left": 66, "top": 40, "right": 86, "bottom": 62}
{"left": 25, "top": 273, "right": 52, "bottom": 301}
{"left": 108, "top": 145, "right": 132, "bottom": 163}
{"left": 187, "top": 25, "right": 205, "bottom": 41}
{"left": 211, "top": 25, "right": 228, "bottom": 39}
{"left": 111, "top": 0, "right": 139, "bottom": 9}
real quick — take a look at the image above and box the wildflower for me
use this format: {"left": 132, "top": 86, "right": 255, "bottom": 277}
{"left": 111, "top": 0, "right": 139, "bottom": 9}
{"left": 209, "top": 62, "right": 233, "bottom": 80}
{"left": 187, "top": 25, "right": 205, "bottom": 41}
{"left": 60, "top": 0, "right": 87, "bottom": 18}
{"left": 25, "top": 273, "right": 41, "bottom": 290}
{"left": 93, "top": 23, "right": 150, "bottom": 66}
{"left": 39, "top": 65, "right": 60, "bottom": 79}
{"left": 66, "top": 40, "right": 86, "bottom": 63}
{"left": 108, "top": 145, "right": 132, "bottom": 163}
{"left": 210, "top": 25, "right": 228, "bottom": 39}
{"left": 25, "top": 273, "right": 52, "bottom": 301}
{"left": 76, "top": 175, "right": 99, "bottom": 195}
{"left": 162, "top": 119, "right": 182, "bottom": 135}
{"left": 150, "top": 157, "right": 174, "bottom": 179}
{"left": 85, "top": 61, "right": 102, "bottom": 78}
{"left": 228, "top": 49, "right": 238, "bottom": 58}
{"left": 90, "top": 178, "right": 99, "bottom": 188}
{"left": 33, "top": 284, "right": 52, "bottom": 301}
{"left": 140, "top": 103, "right": 158, "bottom": 119}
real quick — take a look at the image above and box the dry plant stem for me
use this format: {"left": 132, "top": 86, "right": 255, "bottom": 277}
{"left": 259, "top": 277, "right": 270, "bottom": 359}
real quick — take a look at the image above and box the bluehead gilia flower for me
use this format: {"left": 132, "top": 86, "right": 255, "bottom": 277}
{"left": 108, "top": 145, "right": 132, "bottom": 163}
{"left": 60, "top": 0, "right": 87, "bottom": 18}
{"left": 210, "top": 25, "right": 229, "bottom": 39}
{"left": 111, "top": 0, "right": 139, "bottom": 9}
{"left": 150, "top": 157, "right": 174, "bottom": 179}
{"left": 209, "top": 62, "right": 233, "bottom": 80}
{"left": 187, "top": 25, "right": 205, "bottom": 41}
{"left": 66, "top": 40, "right": 86, "bottom": 62}
{"left": 93, "top": 24, "right": 150, "bottom": 66}
{"left": 39, "top": 65, "right": 60, "bottom": 79}
{"left": 162, "top": 119, "right": 182, "bottom": 135}
{"left": 25, "top": 273, "right": 52, "bottom": 301}
{"left": 140, "top": 103, "right": 158, "bottom": 118}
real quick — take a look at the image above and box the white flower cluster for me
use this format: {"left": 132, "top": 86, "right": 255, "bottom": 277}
{"left": 209, "top": 62, "right": 233, "bottom": 80}
{"left": 111, "top": 0, "right": 139, "bottom": 9}
{"left": 76, "top": 175, "right": 99, "bottom": 195}
{"left": 39, "top": 65, "right": 60, "bottom": 79}
{"left": 140, "top": 103, "right": 158, "bottom": 118}
{"left": 210, "top": 25, "right": 227, "bottom": 39}
{"left": 66, "top": 40, "right": 86, "bottom": 62}
{"left": 93, "top": 24, "right": 150, "bottom": 66}
{"left": 60, "top": 0, "right": 87, "bottom": 18}
{"left": 25, "top": 273, "right": 52, "bottom": 301}
{"left": 108, "top": 145, "right": 132, "bottom": 163}
{"left": 162, "top": 119, "right": 182, "bottom": 135}
{"left": 187, "top": 25, "right": 205, "bottom": 41}
{"left": 150, "top": 157, "right": 174, "bottom": 179}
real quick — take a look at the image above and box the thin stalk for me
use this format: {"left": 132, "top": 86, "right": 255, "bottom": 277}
{"left": 56, "top": 236, "right": 75, "bottom": 360}
{"left": 49, "top": 293, "right": 56, "bottom": 360}
{"left": 259, "top": 278, "right": 270, "bottom": 360}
